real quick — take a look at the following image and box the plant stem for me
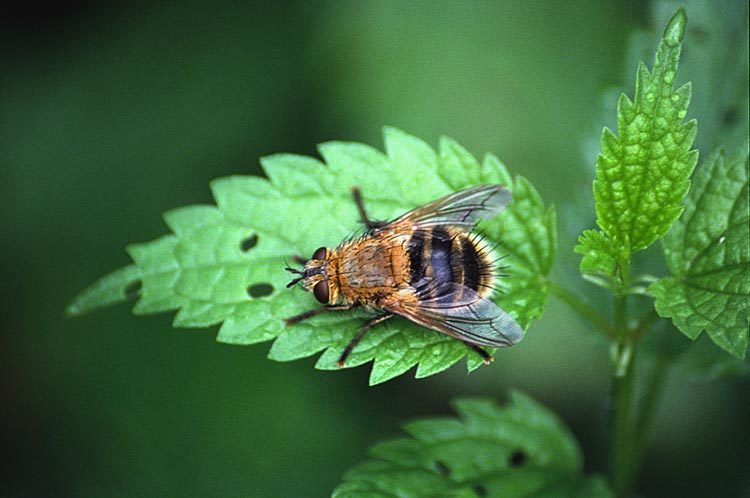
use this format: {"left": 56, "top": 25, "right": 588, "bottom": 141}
{"left": 610, "top": 294, "right": 636, "bottom": 498}
{"left": 635, "top": 357, "right": 670, "bottom": 461}
{"left": 632, "top": 308, "right": 660, "bottom": 341}
{"left": 548, "top": 281, "right": 616, "bottom": 339}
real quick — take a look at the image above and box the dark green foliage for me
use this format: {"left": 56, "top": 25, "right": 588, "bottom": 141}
{"left": 333, "top": 392, "right": 613, "bottom": 498}
{"left": 651, "top": 144, "right": 749, "bottom": 358}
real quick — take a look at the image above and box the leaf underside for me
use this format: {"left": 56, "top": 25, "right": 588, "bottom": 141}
{"left": 68, "top": 127, "right": 556, "bottom": 385}
{"left": 651, "top": 144, "right": 750, "bottom": 358}
{"left": 333, "top": 391, "right": 613, "bottom": 498}
{"left": 576, "top": 8, "right": 697, "bottom": 285}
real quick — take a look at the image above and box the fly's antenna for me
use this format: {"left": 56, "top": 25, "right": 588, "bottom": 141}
{"left": 284, "top": 260, "right": 305, "bottom": 288}
{"left": 286, "top": 276, "right": 304, "bottom": 288}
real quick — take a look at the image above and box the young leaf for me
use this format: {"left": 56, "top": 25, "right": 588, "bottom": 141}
{"left": 650, "top": 144, "right": 749, "bottom": 358}
{"left": 332, "top": 392, "right": 613, "bottom": 498}
{"left": 647, "top": 0, "right": 749, "bottom": 153}
{"left": 575, "top": 8, "right": 698, "bottom": 289}
{"left": 67, "top": 127, "right": 556, "bottom": 385}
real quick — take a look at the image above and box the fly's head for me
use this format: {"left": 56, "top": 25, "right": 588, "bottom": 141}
{"left": 285, "top": 246, "right": 339, "bottom": 304}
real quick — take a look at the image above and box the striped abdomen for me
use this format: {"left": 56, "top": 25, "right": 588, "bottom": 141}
{"left": 406, "top": 228, "right": 495, "bottom": 297}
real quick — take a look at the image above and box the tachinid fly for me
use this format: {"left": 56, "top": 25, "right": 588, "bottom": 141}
{"left": 284, "top": 184, "right": 523, "bottom": 367}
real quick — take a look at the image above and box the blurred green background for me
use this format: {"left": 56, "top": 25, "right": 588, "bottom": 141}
{"left": 2, "top": 1, "right": 748, "bottom": 497}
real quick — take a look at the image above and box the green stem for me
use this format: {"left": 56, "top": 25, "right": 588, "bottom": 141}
{"left": 635, "top": 358, "right": 670, "bottom": 461}
{"left": 609, "top": 300, "right": 667, "bottom": 497}
{"left": 632, "top": 308, "right": 660, "bottom": 341}
{"left": 610, "top": 294, "right": 637, "bottom": 498}
{"left": 548, "top": 281, "right": 616, "bottom": 339}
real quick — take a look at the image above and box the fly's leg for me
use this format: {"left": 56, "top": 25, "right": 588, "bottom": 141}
{"left": 337, "top": 313, "right": 394, "bottom": 367}
{"left": 464, "top": 342, "right": 494, "bottom": 365}
{"left": 284, "top": 305, "right": 355, "bottom": 326}
{"left": 351, "top": 186, "right": 388, "bottom": 230}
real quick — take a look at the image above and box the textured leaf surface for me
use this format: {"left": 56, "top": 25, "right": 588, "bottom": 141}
{"left": 68, "top": 128, "right": 555, "bottom": 385}
{"left": 645, "top": 1, "right": 749, "bottom": 153}
{"left": 651, "top": 144, "right": 750, "bottom": 358}
{"left": 333, "top": 392, "right": 612, "bottom": 498}
{"left": 576, "top": 8, "right": 697, "bottom": 286}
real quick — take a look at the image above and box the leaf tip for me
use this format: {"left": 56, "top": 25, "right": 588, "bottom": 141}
{"left": 367, "top": 372, "right": 389, "bottom": 387}
{"left": 65, "top": 264, "right": 142, "bottom": 318}
{"left": 664, "top": 7, "right": 687, "bottom": 47}
{"left": 64, "top": 301, "right": 82, "bottom": 318}
{"left": 382, "top": 125, "right": 404, "bottom": 141}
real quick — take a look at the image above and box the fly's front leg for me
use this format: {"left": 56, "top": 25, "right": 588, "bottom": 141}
{"left": 337, "top": 313, "right": 394, "bottom": 367}
{"left": 284, "top": 305, "right": 355, "bottom": 326}
{"left": 351, "top": 186, "right": 388, "bottom": 230}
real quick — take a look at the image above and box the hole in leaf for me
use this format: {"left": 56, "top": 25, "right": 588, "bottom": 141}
{"left": 240, "top": 234, "right": 258, "bottom": 252}
{"left": 124, "top": 280, "right": 142, "bottom": 300}
{"left": 434, "top": 460, "right": 450, "bottom": 476}
{"left": 247, "top": 283, "right": 273, "bottom": 298}
{"left": 509, "top": 450, "right": 527, "bottom": 467}
{"left": 472, "top": 484, "right": 487, "bottom": 497}
{"left": 722, "top": 107, "right": 739, "bottom": 126}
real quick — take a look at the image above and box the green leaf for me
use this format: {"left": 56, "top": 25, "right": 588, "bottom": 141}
{"left": 576, "top": 229, "right": 623, "bottom": 288}
{"left": 644, "top": 0, "right": 749, "bottom": 153}
{"left": 66, "top": 264, "right": 142, "bottom": 316}
{"left": 68, "top": 127, "right": 556, "bottom": 385}
{"left": 575, "top": 7, "right": 698, "bottom": 289}
{"left": 332, "top": 391, "right": 613, "bottom": 498}
{"left": 650, "top": 144, "right": 750, "bottom": 358}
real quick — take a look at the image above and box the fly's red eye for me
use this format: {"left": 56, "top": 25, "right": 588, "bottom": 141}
{"left": 313, "top": 280, "right": 330, "bottom": 304}
{"left": 312, "top": 247, "right": 327, "bottom": 260}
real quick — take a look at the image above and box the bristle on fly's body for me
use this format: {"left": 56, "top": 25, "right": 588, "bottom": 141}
{"left": 466, "top": 230, "right": 506, "bottom": 298}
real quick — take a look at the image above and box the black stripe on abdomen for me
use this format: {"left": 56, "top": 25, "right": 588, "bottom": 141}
{"left": 459, "top": 236, "right": 481, "bottom": 291}
{"left": 430, "top": 228, "right": 453, "bottom": 284}
{"left": 407, "top": 229, "right": 427, "bottom": 285}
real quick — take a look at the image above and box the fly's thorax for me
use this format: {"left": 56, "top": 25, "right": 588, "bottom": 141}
{"left": 331, "top": 230, "right": 413, "bottom": 303}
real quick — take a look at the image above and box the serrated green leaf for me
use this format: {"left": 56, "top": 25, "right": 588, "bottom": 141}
{"left": 333, "top": 392, "right": 613, "bottom": 498}
{"left": 68, "top": 127, "right": 556, "bottom": 385}
{"left": 575, "top": 8, "right": 697, "bottom": 288}
{"left": 650, "top": 144, "right": 750, "bottom": 358}
{"left": 65, "top": 264, "right": 142, "bottom": 316}
{"left": 575, "top": 229, "right": 622, "bottom": 287}
{"left": 647, "top": 0, "right": 749, "bottom": 153}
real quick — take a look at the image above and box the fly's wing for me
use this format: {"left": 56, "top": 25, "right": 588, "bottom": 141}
{"left": 383, "top": 282, "right": 523, "bottom": 347}
{"left": 392, "top": 184, "right": 512, "bottom": 230}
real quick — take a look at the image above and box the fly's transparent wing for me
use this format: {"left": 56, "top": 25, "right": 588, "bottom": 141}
{"left": 384, "top": 281, "right": 523, "bottom": 347}
{"left": 392, "top": 184, "right": 512, "bottom": 230}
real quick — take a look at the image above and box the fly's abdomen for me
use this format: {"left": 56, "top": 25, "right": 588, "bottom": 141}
{"left": 407, "top": 228, "right": 495, "bottom": 297}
